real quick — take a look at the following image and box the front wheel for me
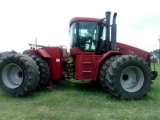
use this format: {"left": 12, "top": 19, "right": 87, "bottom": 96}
{"left": 106, "top": 55, "right": 151, "bottom": 99}
{"left": 120, "top": 66, "right": 144, "bottom": 93}
{"left": 98, "top": 56, "right": 118, "bottom": 91}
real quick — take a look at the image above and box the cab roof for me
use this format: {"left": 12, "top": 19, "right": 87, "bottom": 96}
{"left": 70, "top": 17, "right": 102, "bottom": 25}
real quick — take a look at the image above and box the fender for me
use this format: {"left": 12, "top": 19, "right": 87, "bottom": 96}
{"left": 27, "top": 47, "right": 65, "bottom": 79}
{"left": 94, "top": 50, "right": 128, "bottom": 80}
{"left": 27, "top": 49, "right": 51, "bottom": 58}
{"left": 36, "top": 49, "right": 51, "bottom": 58}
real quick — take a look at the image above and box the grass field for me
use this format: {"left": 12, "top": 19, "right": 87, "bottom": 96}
{"left": 0, "top": 64, "right": 160, "bottom": 120}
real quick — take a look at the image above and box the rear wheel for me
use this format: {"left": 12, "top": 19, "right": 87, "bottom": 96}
{"left": 29, "top": 54, "right": 50, "bottom": 90}
{"left": 106, "top": 55, "right": 151, "bottom": 99}
{"left": 0, "top": 54, "right": 39, "bottom": 96}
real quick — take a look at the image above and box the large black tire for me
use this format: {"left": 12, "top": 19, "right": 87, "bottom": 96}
{"left": 106, "top": 55, "right": 151, "bottom": 99}
{"left": 98, "top": 56, "right": 118, "bottom": 91}
{"left": 29, "top": 54, "right": 50, "bottom": 90}
{"left": 0, "top": 54, "right": 39, "bottom": 96}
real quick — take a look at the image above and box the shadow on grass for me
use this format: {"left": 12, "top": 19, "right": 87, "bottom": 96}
{"left": 53, "top": 80, "right": 153, "bottom": 101}
{"left": 53, "top": 80, "right": 121, "bottom": 100}
{"left": 56, "top": 80, "right": 102, "bottom": 91}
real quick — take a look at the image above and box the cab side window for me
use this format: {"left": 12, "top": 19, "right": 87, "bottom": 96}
{"left": 79, "top": 21, "right": 99, "bottom": 51}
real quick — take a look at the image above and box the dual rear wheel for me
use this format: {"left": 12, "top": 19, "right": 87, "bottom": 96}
{"left": 0, "top": 54, "right": 50, "bottom": 96}
{"left": 98, "top": 55, "right": 151, "bottom": 99}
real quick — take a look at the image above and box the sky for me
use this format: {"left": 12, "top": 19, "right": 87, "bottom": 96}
{"left": 0, "top": 0, "right": 160, "bottom": 53}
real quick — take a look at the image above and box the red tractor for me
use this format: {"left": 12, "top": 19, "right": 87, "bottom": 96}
{"left": 0, "top": 11, "right": 157, "bottom": 99}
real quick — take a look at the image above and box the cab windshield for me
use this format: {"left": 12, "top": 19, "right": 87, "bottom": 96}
{"left": 70, "top": 21, "right": 100, "bottom": 52}
{"left": 78, "top": 21, "right": 99, "bottom": 51}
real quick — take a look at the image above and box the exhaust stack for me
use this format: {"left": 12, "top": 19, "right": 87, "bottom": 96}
{"left": 105, "top": 11, "right": 111, "bottom": 51}
{"left": 111, "top": 13, "right": 117, "bottom": 50}
{"left": 104, "top": 12, "right": 117, "bottom": 51}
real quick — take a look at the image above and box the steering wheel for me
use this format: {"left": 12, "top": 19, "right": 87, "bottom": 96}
{"left": 79, "top": 35, "right": 94, "bottom": 51}
{"left": 85, "top": 36, "right": 93, "bottom": 50}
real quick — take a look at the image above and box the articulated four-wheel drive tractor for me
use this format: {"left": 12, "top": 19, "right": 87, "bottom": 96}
{"left": 0, "top": 11, "right": 158, "bottom": 99}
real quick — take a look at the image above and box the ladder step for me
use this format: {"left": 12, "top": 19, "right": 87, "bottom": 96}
{"left": 82, "top": 71, "right": 92, "bottom": 73}
{"left": 82, "top": 62, "right": 92, "bottom": 64}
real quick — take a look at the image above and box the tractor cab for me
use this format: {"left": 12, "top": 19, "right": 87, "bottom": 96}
{"left": 70, "top": 17, "right": 102, "bottom": 52}
{"left": 69, "top": 12, "right": 117, "bottom": 55}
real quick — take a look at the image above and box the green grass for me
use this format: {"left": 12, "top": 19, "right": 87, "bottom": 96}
{"left": 0, "top": 64, "right": 160, "bottom": 120}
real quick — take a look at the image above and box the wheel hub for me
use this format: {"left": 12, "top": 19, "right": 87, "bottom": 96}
{"left": 18, "top": 71, "right": 23, "bottom": 78}
{"left": 122, "top": 74, "right": 129, "bottom": 81}
{"left": 2, "top": 63, "right": 23, "bottom": 89}
{"left": 120, "top": 66, "right": 144, "bottom": 92}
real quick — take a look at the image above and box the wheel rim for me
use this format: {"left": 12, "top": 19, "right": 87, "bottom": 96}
{"left": 120, "top": 66, "right": 144, "bottom": 92}
{"left": 2, "top": 63, "right": 23, "bottom": 89}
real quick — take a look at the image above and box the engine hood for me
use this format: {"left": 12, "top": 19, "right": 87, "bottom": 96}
{"left": 116, "top": 42, "right": 149, "bottom": 61}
